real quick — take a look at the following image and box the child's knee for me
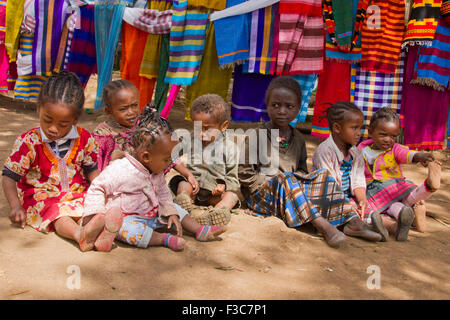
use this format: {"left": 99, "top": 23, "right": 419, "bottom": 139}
{"left": 117, "top": 217, "right": 153, "bottom": 248}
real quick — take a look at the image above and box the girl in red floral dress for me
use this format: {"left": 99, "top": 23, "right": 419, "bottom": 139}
{"left": 2, "top": 71, "right": 104, "bottom": 251}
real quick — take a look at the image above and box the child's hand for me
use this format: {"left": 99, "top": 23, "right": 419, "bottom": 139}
{"left": 10, "top": 205, "right": 26, "bottom": 228}
{"left": 167, "top": 215, "right": 182, "bottom": 237}
{"left": 357, "top": 200, "right": 367, "bottom": 218}
{"left": 212, "top": 184, "right": 226, "bottom": 196}
{"left": 415, "top": 152, "right": 434, "bottom": 167}
{"left": 187, "top": 174, "right": 199, "bottom": 195}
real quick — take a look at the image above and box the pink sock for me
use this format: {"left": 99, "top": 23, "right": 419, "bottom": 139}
{"left": 403, "top": 183, "right": 433, "bottom": 206}
{"left": 195, "top": 225, "right": 225, "bottom": 242}
{"left": 386, "top": 202, "right": 404, "bottom": 220}
{"left": 163, "top": 233, "right": 185, "bottom": 251}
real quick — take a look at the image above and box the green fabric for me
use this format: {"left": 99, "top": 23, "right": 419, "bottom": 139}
{"left": 154, "top": 34, "right": 170, "bottom": 111}
{"left": 331, "top": 0, "right": 353, "bottom": 50}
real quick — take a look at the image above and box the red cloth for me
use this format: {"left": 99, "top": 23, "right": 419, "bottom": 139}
{"left": 279, "top": 0, "right": 322, "bottom": 17}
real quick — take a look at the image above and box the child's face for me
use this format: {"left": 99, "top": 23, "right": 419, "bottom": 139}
{"left": 369, "top": 120, "right": 400, "bottom": 151}
{"left": 332, "top": 111, "right": 364, "bottom": 146}
{"left": 136, "top": 133, "right": 178, "bottom": 174}
{"left": 38, "top": 102, "right": 78, "bottom": 141}
{"left": 191, "top": 111, "right": 228, "bottom": 146}
{"left": 266, "top": 87, "right": 300, "bottom": 128}
{"left": 106, "top": 88, "right": 139, "bottom": 128}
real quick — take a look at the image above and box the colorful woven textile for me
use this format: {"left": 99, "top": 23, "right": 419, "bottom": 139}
{"left": 94, "top": 0, "right": 126, "bottom": 110}
{"left": 185, "top": 22, "right": 233, "bottom": 120}
{"left": 32, "top": 0, "right": 71, "bottom": 76}
{"left": 276, "top": 13, "right": 323, "bottom": 75}
{"left": 402, "top": 0, "right": 442, "bottom": 48}
{"left": 160, "top": 84, "right": 180, "bottom": 119}
{"left": 279, "top": 0, "right": 321, "bottom": 16}
{"left": 243, "top": 2, "right": 279, "bottom": 75}
{"left": 411, "top": 19, "right": 450, "bottom": 91}
{"left": 324, "top": 0, "right": 368, "bottom": 63}
{"left": 123, "top": 8, "right": 172, "bottom": 34}
{"left": 442, "top": 0, "right": 450, "bottom": 25}
{"left": 164, "top": 0, "right": 209, "bottom": 86}
{"left": 154, "top": 34, "right": 170, "bottom": 111}
{"left": 231, "top": 64, "right": 275, "bottom": 122}
{"left": 5, "top": 0, "right": 25, "bottom": 62}
{"left": 361, "top": 0, "right": 405, "bottom": 74}
{"left": 401, "top": 46, "right": 450, "bottom": 150}
{"left": 187, "top": 0, "right": 226, "bottom": 10}
{"left": 351, "top": 52, "right": 405, "bottom": 138}
{"left": 311, "top": 60, "right": 351, "bottom": 138}
{"left": 66, "top": 4, "right": 97, "bottom": 88}
{"left": 120, "top": 22, "right": 156, "bottom": 110}
{"left": 289, "top": 73, "right": 317, "bottom": 126}
{"left": 214, "top": 0, "right": 249, "bottom": 69}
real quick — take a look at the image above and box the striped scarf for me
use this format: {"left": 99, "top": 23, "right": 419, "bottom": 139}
{"left": 411, "top": 18, "right": 450, "bottom": 91}
{"left": 402, "top": 0, "right": 442, "bottom": 48}
{"left": 32, "top": 0, "right": 71, "bottom": 76}
{"left": 360, "top": 0, "right": 405, "bottom": 74}
{"left": 243, "top": 2, "right": 279, "bottom": 75}
{"left": 324, "top": 0, "right": 369, "bottom": 63}
{"left": 164, "top": 0, "right": 209, "bottom": 86}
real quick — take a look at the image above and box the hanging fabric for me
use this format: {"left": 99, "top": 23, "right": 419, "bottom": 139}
{"left": 351, "top": 52, "right": 405, "bottom": 138}
{"left": 402, "top": 0, "right": 442, "bottom": 49}
{"left": 164, "top": 0, "right": 209, "bottom": 86}
{"left": 401, "top": 46, "right": 450, "bottom": 150}
{"left": 160, "top": 84, "right": 180, "bottom": 119}
{"left": 410, "top": 18, "right": 450, "bottom": 91}
{"left": 213, "top": 0, "right": 249, "bottom": 69}
{"left": 0, "top": 0, "right": 9, "bottom": 93}
{"left": 323, "top": 0, "right": 368, "bottom": 63}
{"left": 188, "top": 0, "right": 226, "bottom": 11}
{"left": 230, "top": 64, "right": 276, "bottom": 122}
{"left": 243, "top": 2, "right": 279, "bottom": 75}
{"left": 279, "top": 0, "right": 321, "bottom": 16}
{"left": 5, "top": 0, "right": 26, "bottom": 62}
{"left": 123, "top": 8, "right": 172, "bottom": 34}
{"left": 154, "top": 33, "right": 170, "bottom": 111}
{"left": 289, "top": 74, "right": 318, "bottom": 126}
{"left": 210, "top": 0, "right": 279, "bottom": 21}
{"left": 66, "top": 4, "right": 97, "bottom": 88}
{"left": 185, "top": 22, "right": 233, "bottom": 120}
{"left": 94, "top": 0, "right": 126, "bottom": 110}
{"left": 311, "top": 59, "right": 351, "bottom": 138}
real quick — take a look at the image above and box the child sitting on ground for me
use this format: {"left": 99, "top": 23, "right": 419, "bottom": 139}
{"left": 2, "top": 71, "right": 103, "bottom": 252}
{"left": 358, "top": 107, "right": 441, "bottom": 241}
{"left": 82, "top": 106, "right": 226, "bottom": 252}
{"left": 239, "top": 76, "right": 381, "bottom": 248}
{"left": 93, "top": 79, "right": 199, "bottom": 190}
{"left": 169, "top": 94, "right": 240, "bottom": 226}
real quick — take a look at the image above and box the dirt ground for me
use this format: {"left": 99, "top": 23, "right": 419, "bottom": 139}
{"left": 0, "top": 80, "right": 449, "bottom": 300}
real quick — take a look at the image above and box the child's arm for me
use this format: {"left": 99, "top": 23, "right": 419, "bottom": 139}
{"left": 353, "top": 187, "right": 368, "bottom": 217}
{"left": 174, "top": 162, "right": 199, "bottom": 194}
{"left": 412, "top": 152, "right": 435, "bottom": 167}
{"left": 86, "top": 169, "right": 100, "bottom": 183}
{"left": 2, "top": 176, "right": 26, "bottom": 228}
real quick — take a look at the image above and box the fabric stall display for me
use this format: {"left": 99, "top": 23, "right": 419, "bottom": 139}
{"left": 360, "top": 0, "right": 405, "bottom": 74}
{"left": 164, "top": 0, "right": 210, "bottom": 86}
{"left": 402, "top": 0, "right": 442, "bottom": 48}
{"left": 289, "top": 74, "right": 317, "bottom": 126}
{"left": 93, "top": 0, "right": 126, "bottom": 110}
{"left": 401, "top": 46, "right": 450, "bottom": 151}
{"left": 243, "top": 2, "right": 279, "bottom": 75}
{"left": 276, "top": 0, "right": 323, "bottom": 75}
{"left": 14, "top": 33, "right": 48, "bottom": 100}
{"left": 66, "top": 4, "right": 97, "bottom": 88}
{"left": 120, "top": 22, "right": 156, "bottom": 110}
{"left": 184, "top": 22, "right": 232, "bottom": 120}
{"left": 230, "top": 64, "right": 276, "bottom": 122}
{"left": 323, "top": 0, "right": 368, "bottom": 63}
{"left": 213, "top": 0, "right": 249, "bottom": 69}
{"left": 188, "top": 0, "right": 226, "bottom": 10}
{"left": 311, "top": 59, "right": 351, "bottom": 138}
{"left": 410, "top": 18, "right": 450, "bottom": 91}
{"left": 5, "top": 0, "right": 26, "bottom": 62}
{"left": 351, "top": 52, "right": 405, "bottom": 138}
{"left": 32, "top": 0, "right": 71, "bottom": 76}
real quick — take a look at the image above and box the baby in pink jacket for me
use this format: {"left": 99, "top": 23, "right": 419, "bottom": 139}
{"left": 82, "top": 107, "right": 226, "bottom": 252}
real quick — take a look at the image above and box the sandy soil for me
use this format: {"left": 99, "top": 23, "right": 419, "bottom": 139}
{"left": 0, "top": 84, "right": 449, "bottom": 300}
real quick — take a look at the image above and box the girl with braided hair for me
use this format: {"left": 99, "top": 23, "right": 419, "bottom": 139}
{"left": 2, "top": 71, "right": 104, "bottom": 251}
{"left": 83, "top": 107, "right": 226, "bottom": 252}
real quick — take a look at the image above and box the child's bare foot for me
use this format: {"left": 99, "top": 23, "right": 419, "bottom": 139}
{"left": 195, "top": 225, "right": 226, "bottom": 241}
{"left": 413, "top": 201, "right": 427, "bottom": 233}
{"left": 79, "top": 214, "right": 105, "bottom": 252}
{"left": 396, "top": 206, "right": 414, "bottom": 241}
{"left": 426, "top": 160, "right": 441, "bottom": 191}
{"left": 94, "top": 208, "right": 123, "bottom": 252}
{"left": 343, "top": 217, "right": 383, "bottom": 242}
{"left": 381, "top": 214, "right": 397, "bottom": 235}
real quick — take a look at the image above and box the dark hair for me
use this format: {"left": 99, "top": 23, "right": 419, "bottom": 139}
{"left": 264, "top": 76, "right": 302, "bottom": 106}
{"left": 102, "top": 79, "right": 138, "bottom": 110}
{"left": 369, "top": 107, "right": 400, "bottom": 130}
{"left": 325, "top": 101, "right": 363, "bottom": 128}
{"left": 38, "top": 71, "right": 85, "bottom": 118}
{"left": 131, "top": 103, "right": 173, "bottom": 151}
{"left": 190, "top": 94, "right": 228, "bottom": 124}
